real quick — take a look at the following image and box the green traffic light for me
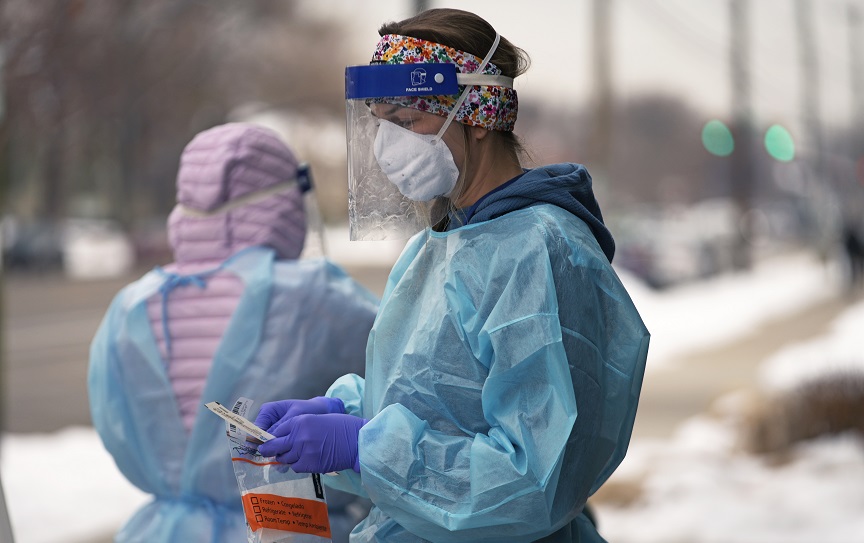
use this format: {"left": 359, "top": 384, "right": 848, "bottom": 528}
{"left": 764, "top": 125, "right": 795, "bottom": 162}
{"left": 701, "top": 120, "right": 735, "bottom": 157}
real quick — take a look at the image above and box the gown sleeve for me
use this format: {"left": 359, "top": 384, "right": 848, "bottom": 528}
{"left": 88, "top": 292, "right": 172, "bottom": 496}
{"left": 322, "top": 373, "right": 369, "bottom": 498}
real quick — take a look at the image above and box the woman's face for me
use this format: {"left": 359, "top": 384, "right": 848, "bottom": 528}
{"left": 370, "top": 104, "right": 467, "bottom": 173}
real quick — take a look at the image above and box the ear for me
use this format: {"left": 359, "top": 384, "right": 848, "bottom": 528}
{"left": 468, "top": 125, "right": 490, "bottom": 141}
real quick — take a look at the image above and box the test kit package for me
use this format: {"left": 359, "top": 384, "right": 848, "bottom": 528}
{"left": 221, "top": 397, "right": 332, "bottom": 543}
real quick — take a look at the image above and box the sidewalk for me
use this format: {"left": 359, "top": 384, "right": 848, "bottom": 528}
{"left": 631, "top": 290, "right": 860, "bottom": 440}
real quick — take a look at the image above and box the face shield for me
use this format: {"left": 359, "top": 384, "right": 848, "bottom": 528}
{"left": 344, "top": 32, "right": 515, "bottom": 241}
{"left": 345, "top": 63, "right": 461, "bottom": 240}
{"left": 293, "top": 166, "right": 329, "bottom": 259}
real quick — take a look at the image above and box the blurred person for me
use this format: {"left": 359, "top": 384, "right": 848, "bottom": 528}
{"left": 88, "top": 123, "right": 378, "bottom": 543}
{"left": 842, "top": 219, "right": 864, "bottom": 290}
{"left": 253, "top": 9, "right": 649, "bottom": 543}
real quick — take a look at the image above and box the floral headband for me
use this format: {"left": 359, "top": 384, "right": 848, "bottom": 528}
{"left": 370, "top": 34, "right": 518, "bottom": 132}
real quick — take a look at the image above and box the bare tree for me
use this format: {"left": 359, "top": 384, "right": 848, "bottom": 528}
{"left": 1, "top": 0, "right": 349, "bottom": 229}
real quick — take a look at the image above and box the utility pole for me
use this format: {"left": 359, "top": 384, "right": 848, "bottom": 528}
{"left": 794, "top": 0, "right": 839, "bottom": 252}
{"left": 592, "top": 0, "right": 614, "bottom": 185}
{"left": 729, "top": 0, "right": 755, "bottom": 269}
{"left": 413, "top": 0, "right": 429, "bottom": 15}
{"left": 848, "top": 3, "right": 864, "bottom": 218}
{"left": 795, "top": 0, "right": 824, "bottom": 178}
{"left": 850, "top": 4, "right": 864, "bottom": 127}
{"left": 0, "top": 45, "right": 6, "bottom": 436}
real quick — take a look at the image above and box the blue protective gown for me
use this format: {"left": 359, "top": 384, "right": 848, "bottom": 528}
{"left": 88, "top": 247, "right": 378, "bottom": 542}
{"left": 322, "top": 165, "right": 649, "bottom": 543}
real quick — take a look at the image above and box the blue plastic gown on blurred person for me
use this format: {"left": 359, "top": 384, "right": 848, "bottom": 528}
{"left": 89, "top": 248, "right": 378, "bottom": 542}
{"left": 88, "top": 123, "right": 378, "bottom": 543}
{"left": 323, "top": 189, "right": 649, "bottom": 541}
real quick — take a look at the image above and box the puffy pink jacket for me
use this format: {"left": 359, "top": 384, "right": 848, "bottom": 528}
{"left": 147, "top": 123, "right": 308, "bottom": 430}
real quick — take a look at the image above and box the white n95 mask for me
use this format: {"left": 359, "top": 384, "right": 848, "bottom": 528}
{"left": 373, "top": 119, "right": 460, "bottom": 202}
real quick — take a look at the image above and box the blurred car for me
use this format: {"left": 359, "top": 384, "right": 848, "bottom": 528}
{"left": 1, "top": 216, "right": 136, "bottom": 279}
{"left": 62, "top": 218, "right": 135, "bottom": 280}
{"left": 613, "top": 199, "right": 738, "bottom": 289}
{"left": 1, "top": 216, "right": 64, "bottom": 272}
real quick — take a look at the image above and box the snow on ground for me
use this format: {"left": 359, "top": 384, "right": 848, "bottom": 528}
{"left": 757, "top": 298, "right": 864, "bottom": 392}
{"left": 618, "top": 251, "right": 842, "bottom": 369}
{"left": 594, "top": 417, "right": 864, "bottom": 543}
{"left": 1, "top": 428, "right": 150, "bottom": 543}
{"left": 593, "top": 293, "right": 864, "bottom": 543}
{"left": 1, "top": 249, "right": 859, "bottom": 543}
{"left": 317, "top": 225, "right": 407, "bottom": 268}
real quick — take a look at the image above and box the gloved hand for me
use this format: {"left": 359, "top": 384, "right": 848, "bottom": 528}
{"left": 257, "top": 413, "right": 368, "bottom": 474}
{"left": 255, "top": 396, "right": 345, "bottom": 434}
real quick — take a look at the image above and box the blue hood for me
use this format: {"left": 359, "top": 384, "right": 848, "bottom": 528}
{"left": 455, "top": 163, "right": 615, "bottom": 262}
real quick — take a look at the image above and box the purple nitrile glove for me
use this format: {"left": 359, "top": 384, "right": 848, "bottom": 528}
{"left": 257, "top": 413, "right": 368, "bottom": 474}
{"left": 254, "top": 396, "right": 345, "bottom": 435}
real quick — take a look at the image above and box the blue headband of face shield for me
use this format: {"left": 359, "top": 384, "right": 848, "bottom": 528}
{"left": 345, "top": 63, "right": 461, "bottom": 100}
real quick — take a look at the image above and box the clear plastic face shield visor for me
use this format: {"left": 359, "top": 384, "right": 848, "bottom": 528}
{"left": 345, "top": 63, "right": 463, "bottom": 241}
{"left": 344, "top": 32, "right": 510, "bottom": 241}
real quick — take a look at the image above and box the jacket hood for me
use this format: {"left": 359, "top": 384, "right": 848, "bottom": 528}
{"left": 167, "top": 123, "right": 307, "bottom": 264}
{"left": 464, "top": 163, "right": 615, "bottom": 262}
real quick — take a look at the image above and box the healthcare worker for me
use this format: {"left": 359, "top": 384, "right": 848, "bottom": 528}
{"left": 88, "top": 123, "right": 378, "bottom": 543}
{"left": 255, "top": 8, "right": 649, "bottom": 543}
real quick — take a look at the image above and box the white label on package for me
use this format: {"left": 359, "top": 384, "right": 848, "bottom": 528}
{"left": 205, "top": 401, "right": 276, "bottom": 442}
